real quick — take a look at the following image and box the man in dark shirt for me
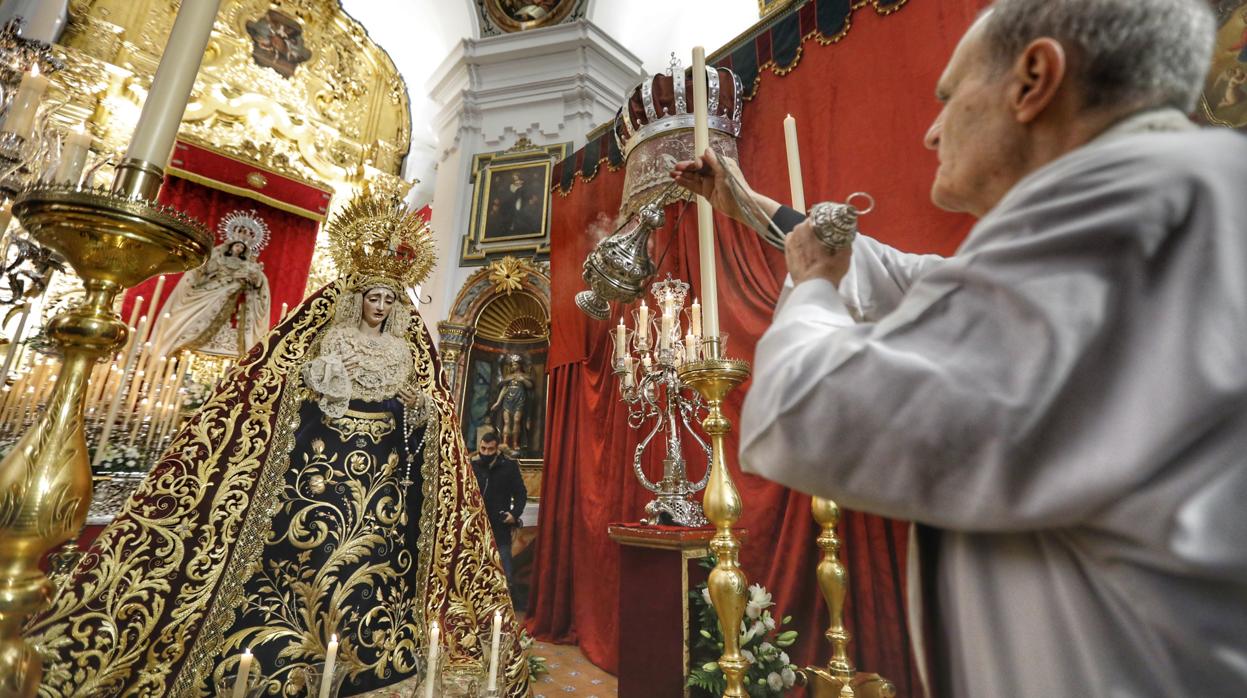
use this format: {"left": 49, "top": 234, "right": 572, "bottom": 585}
{"left": 471, "top": 431, "right": 527, "bottom": 588}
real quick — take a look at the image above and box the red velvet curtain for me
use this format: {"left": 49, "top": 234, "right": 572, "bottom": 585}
{"left": 121, "top": 175, "right": 320, "bottom": 328}
{"left": 528, "top": 2, "right": 989, "bottom": 695}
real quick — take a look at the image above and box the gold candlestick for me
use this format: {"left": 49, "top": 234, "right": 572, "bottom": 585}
{"left": 800, "top": 498, "right": 895, "bottom": 698}
{"left": 678, "top": 345, "right": 750, "bottom": 698}
{"left": 0, "top": 168, "right": 209, "bottom": 696}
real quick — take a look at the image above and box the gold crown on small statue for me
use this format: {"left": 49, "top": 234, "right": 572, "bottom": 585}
{"left": 326, "top": 191, "right": 436, "bottom": 292}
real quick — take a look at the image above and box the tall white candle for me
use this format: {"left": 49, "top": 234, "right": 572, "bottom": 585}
{"left": 690, "top": 299, "right": 702, "bottom": 337}
{"left": 1, "top": 303, "right": 30, "bottom": 378}
{"left": 150, "top": 276, "right": 168, "bottom": 317}
{"left": 319, "top": 633, "right": 338, "bottom": 698}
{"left": 95, "top": 314, "right": 148, "bottom": 465}
{"left": 2, "top": 64, "right": 49, "bottom": 140}
{"left": 623, "top": 357, "right": 634, "bottom": 388}
{"left": 487, "top": 610, "right": 502, "bottom": 691}
{"left": 126, "top": 296, "right": 146, "bottom": 332}
{"left": 53, "top": 123, "right": 92, "bottom": 185}
{"left": 783, "top": 114, "right": 806, "bottom": 213}
{"left": 231, "top": 648, "right": 253, "bottom": 698}
{"left": 637, "top": 301, "right": 649, "bottom": 344}
{"left": 660, "top": 311, "right": 673, "bottom": 351}
{"left": 424, "top": 622, "right": 440, "bottom": 698}
{"left": 125, "top": 0, "right": 224, "bottom": 166}
{"left": 691, "top": 46, "right": 720, "bottom": 342}
{"left": 614, "top": 319, "right": 626, "bottom": 359}
{"left": 685, "top": 333, "right": 698, "bottom": 362}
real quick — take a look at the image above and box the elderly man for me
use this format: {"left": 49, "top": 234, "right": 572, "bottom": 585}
{"left": 672, "top": 0, "right": 1247, "bottom": 696}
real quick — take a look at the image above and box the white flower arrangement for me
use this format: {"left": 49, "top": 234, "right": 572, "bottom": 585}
{"left": 688, "top": 557, "right": 800, "bottom": 697}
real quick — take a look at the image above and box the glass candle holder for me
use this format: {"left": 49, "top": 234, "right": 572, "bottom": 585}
{"left": 479, "top": 631, "right": 515, "bottom": 697}
{"left": 297, "top": 660, "right": 349, "bottom": 698}
{"left": 213, "top": 664, "right": 264, "bottom": 698}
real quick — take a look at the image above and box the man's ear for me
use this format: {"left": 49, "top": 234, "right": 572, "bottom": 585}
{"left": 1009, "top": 38, "right": 1066, "bottom": 124}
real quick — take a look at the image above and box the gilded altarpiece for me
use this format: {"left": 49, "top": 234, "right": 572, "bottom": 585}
{"left": 438, "top": 257, "right": 550, "bottom": 495}
{"left": 46, "top": 0, "right": 413, "bottom": 289}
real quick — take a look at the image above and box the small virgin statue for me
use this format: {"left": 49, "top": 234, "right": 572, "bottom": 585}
{"left": 29, "top": 193, "right": 528, "bottom": 697}
{"left": 149, "top": 209, "right": 272, "bottom": 357}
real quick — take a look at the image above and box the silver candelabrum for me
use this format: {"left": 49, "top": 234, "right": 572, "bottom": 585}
{"left": 613, "top": 275, "right": 712, "bottom": 527}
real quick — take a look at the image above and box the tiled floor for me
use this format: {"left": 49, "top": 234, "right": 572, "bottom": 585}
{"left": 530, "top": 640, "right": 617, "bottom": 697}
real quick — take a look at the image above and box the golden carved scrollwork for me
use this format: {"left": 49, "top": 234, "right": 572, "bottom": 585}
{"left": 51, "top": 0, "right": 412, "bottom": 197}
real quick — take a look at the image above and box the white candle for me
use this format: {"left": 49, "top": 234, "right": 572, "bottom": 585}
{"left": 53, "top": 123, "right": 92, "bottom": 185}
{"left": 487, "top": 610, "right": 502, "bottom": 691}
{"left": 279, "top": 302, "right": 288, "bottom": 322}
{"left": 231, "top": 648, "right": 252, "bottom": 698}
{"left": 2, "top": 64, "right": 49, "bottom": 140}
{"left": 659, "top": 311, "right": 673, "bottom": 351}
{"left": 691, "top": 47, "right": 720, "bottom": 342}
{"left": 424, "top": 622, "right": 440, "bottom": 698}
{"left": 95, "top": 314, "right": 148, "bottom": 465}
{"left": 125, "top": 0, "right": 224, "bottom": 167}
{"left": 150, "top": 276, "right": 168, "bottom": 317}
{"left": 623, "top": 356, "right": 634, "bottom": 388}
{"left": 690, "top": 298, "right": 702, "bottom": 337}
{"left": 783, "top": 114, "right": 806, "bottom": 213}
{"left": 685, "top": 334, "right": 698, "bottom": 362}
{"left": 614, "top": 319, "right": 626, "bottom": 359}
{"left": 126, "top": 295, "right": 145, "bottom": 331}
{"left": 0, "top": 303, "right": 30, "bottom": 379}
{"left": 319, "top": 634, "right": 338, "bottom": 698}
{"left": 637, "top": 301, "right": 649, "bottom": 343}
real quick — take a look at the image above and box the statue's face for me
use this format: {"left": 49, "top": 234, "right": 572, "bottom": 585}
{"left": 228, "top": 241, "right": 247, "bottom": 256}
{"left": 361, "top": 287, "right": 397, "bottom": 329}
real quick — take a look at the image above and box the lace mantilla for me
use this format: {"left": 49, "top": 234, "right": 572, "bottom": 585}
{"left": 316, "top": 325, "right": 414, "bottom": 403}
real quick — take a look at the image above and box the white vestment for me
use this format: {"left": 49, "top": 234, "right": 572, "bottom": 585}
{"left": 740, "top": 118, "right": 1247, "bottom": 696}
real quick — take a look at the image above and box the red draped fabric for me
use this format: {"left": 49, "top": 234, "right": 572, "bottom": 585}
{"left": 528, "top": 2, "right": 988, "bottom": 695}
{"left": 120, "top": 175, "right": 320, "bottom": 329}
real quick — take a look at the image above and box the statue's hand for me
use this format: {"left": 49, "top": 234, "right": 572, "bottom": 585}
{"left": 398, "top": 384, "right": 423, "bottom": 408}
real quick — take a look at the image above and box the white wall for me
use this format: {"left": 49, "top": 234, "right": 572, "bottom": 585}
{"left": 339, "top": 0, "right": 478, "bottom": 206}
{"left": 588, "top": 0, "right": 759, "bottom": 74}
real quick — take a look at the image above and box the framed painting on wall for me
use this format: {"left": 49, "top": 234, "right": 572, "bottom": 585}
{"left": 1201, "top": 1, "right": 1247, "bottom": 130}
{"left": 462, "top": 138, "right": 567, "bottom": 266}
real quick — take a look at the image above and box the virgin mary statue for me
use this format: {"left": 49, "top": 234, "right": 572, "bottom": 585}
{"left": 27, "top": 192, "right": 529, "bottom": 697}
{"left": 149, "top": 209, "right": 273, "bottom": 358}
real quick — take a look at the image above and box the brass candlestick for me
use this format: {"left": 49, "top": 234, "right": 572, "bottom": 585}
{"left": 677, "top": 342, "right": 750, "bottom": 698}
{"left": 800, "top": 497, "right": 895, "bottom": 698}
{"left": 0, "top": 161, "right": 209, "bottom": 696}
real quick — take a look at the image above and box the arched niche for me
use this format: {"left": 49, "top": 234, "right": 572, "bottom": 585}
{"left": 438, "top": 256, "right": 550, "bottom": 492}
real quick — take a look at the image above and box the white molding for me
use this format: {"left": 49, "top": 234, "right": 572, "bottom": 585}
{"left": 422, "top": 18, "right": 644, "bottom": 344}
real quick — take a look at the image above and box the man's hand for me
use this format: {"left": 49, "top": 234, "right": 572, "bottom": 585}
{"left": 786, "top": 218, "right": 852, "bottom": 286}
{"left": 670, "top": 149, "right": 743, "bottom": 220}
{"left": 503, "top": 512, "right": 517, "bottom": 526}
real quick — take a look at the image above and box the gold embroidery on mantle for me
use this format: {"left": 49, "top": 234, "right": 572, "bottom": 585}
{"left": 323, "top": 409, "right": 397, "bottom": 445}
{"left": 27, "top": 277, "right": 530, "bottom": 697}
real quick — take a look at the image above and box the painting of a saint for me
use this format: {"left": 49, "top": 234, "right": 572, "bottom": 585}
{"left": 1201, "top": 2, "right": 1247, "bottom": 129}
{"left": 245, "top": 9, "right": 313, "bottom": 79}
{"left": 482, "top": 164, "right": 548, "bottom": 241}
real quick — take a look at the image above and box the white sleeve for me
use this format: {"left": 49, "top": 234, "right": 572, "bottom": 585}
{"left": 837, "top": 234, "right": 945, "bottom": 321}
{"left": 739, "top": 152, "right": 1195, "bottom": 532}
{"left": 773, "top": 235, "right": 945, "bottom": 320}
